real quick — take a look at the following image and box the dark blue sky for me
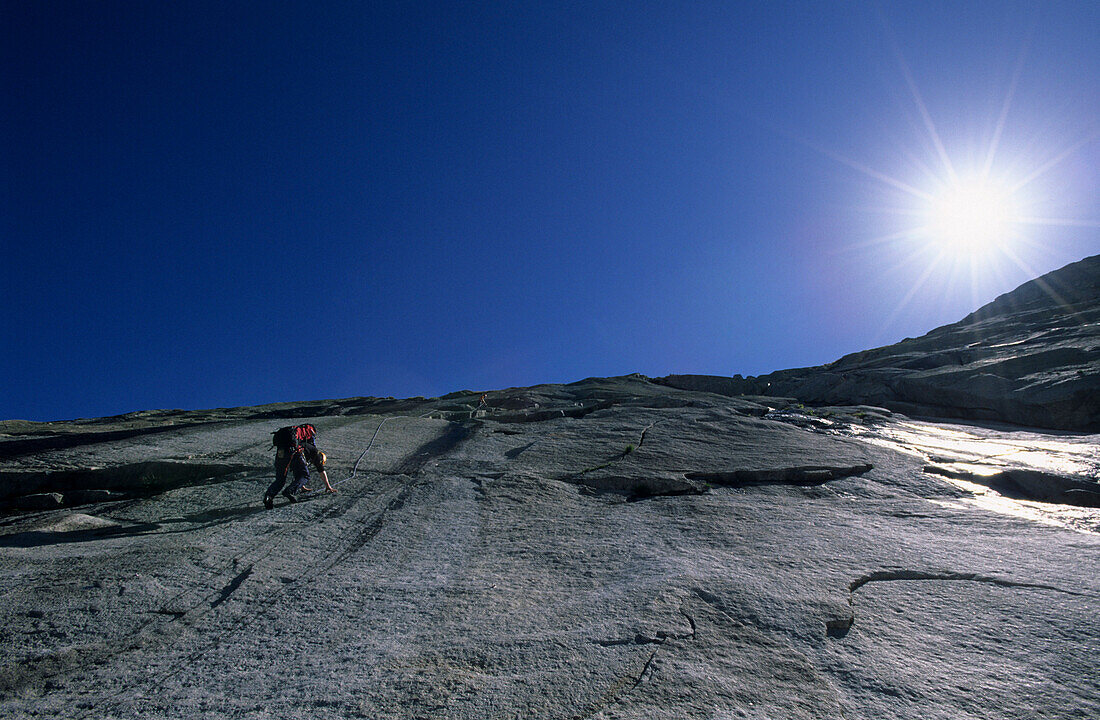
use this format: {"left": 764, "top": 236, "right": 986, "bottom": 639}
{"left": 3, "top": 1, "right": 1098, "bottom": 421}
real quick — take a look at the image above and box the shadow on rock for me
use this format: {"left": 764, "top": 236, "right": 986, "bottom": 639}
{"left": 0, "top": 500, "right": 273, "bottom": 548}
{"left": 0, "top": 521, "right": 162, "bottom": 548}
{"left": 686, "top": 463, "right": 874, "bottom": 488}
{"left": 925, "top": 465, "right": 1100, "bottom": 508}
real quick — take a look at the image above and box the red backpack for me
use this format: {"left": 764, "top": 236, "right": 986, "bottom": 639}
{"left": 272, "top": 424, "right": 317, "bottom": 449}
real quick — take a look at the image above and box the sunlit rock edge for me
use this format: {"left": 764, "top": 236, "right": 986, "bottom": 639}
{"left": 661, "top": 254, "right": 1099, "bottom": 432}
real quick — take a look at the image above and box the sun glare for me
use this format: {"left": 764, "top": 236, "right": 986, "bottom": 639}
{"left": 796, "top": 20, "right": 1100, "bottom": 333}
{"left": 924, "top": 178, "right": 1017, "bottom": 257}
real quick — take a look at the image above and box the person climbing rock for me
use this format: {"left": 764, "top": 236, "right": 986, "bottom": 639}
{"left": 264, "top": 424, "right": 335, "bottom": 508}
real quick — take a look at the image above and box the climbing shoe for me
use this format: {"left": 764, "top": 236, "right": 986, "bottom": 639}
{"left": 263, "top": 495, "right": 274, "bottom": 510}
{"left": 281, "top": 489, "right": 298, "bottom": 503}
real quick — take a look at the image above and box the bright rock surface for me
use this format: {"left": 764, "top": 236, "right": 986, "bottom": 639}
{"left": 1, "top": 375, "right": 1097, "bottom": 719}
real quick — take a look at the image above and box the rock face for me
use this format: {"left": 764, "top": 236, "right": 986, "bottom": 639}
{"left": 660, "top": 254, "right": 1100, "bottom": 431}
{"left": 1, "top": 373, "right": 1098, "bottom": 719}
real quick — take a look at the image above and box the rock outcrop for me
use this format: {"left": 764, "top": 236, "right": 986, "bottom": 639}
{"left": 660, "top": 254, "right": 1100, "bottom": 431}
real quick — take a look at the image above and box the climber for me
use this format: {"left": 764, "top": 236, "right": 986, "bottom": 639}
{"left": 264, "top": 423, "right": 335, "bottom": 509}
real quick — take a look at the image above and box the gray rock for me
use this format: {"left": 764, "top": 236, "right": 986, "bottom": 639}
{"left": 64, "top": 489, "right": 121, "bottom": 505}
{"left": 0, "top": 462, "right": 254, "bottom": 503}
{"left": 10, "top": 493, "right": 64, "bottom": 510}
{"left": 0, "top": 375, "right": 1097, "bottom": 719}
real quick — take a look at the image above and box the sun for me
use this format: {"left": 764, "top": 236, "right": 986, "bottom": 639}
{"left": 923, "top": 177, "right": 1018, "bottom": 258}
{"left": 790, "top": 14, "right": 1100, "bottom": 333}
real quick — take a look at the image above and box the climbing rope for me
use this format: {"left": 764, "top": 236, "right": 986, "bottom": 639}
{"left": 331, "top": 416, "right": 392, "bottom": 488}
{"left": 304, "top": 410, "right": 443, "bottom": 494}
